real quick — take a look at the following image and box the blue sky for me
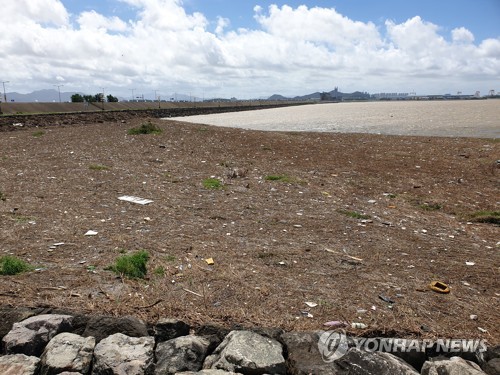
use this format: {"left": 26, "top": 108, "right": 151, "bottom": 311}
{"left": 1, "top": 0, "right": 499, "bottom": 98}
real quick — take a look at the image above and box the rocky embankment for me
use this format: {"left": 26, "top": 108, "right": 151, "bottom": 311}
{"left": 0, "top": 309, "right": 498, "bottom": 374}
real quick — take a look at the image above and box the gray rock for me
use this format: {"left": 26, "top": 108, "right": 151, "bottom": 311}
{"left": 0, "top": 307, "right": 41, "bottom": 342}
{"left": 281, "top": 331, "right": 338, "bottom": 375}
{"left": 203, "top": 330, "right": 286, "bottom": 375}
{"left": 82, "top": 315, "right": 149, "bottom": 343}
{"left": 2, "top": 314, "right": 73, "bottom": 356}
{"left": 40, "top": 332, "right": 95, "bottom": 375}
{"left": 155, "top": 335, "right": 211, "bottom": 374}
{"left": 177, "top": 371, "right": 239, "bottom": 375}
{"left": 421, "top": 356, "right": 486, "bottom": 374}
{"left": 334, "top": 347, "right": 419, "bottom": 374}
{"left": 372, "top": 338, "right": 427, "bottom": 371}
{"left": 154, "top": 318, "right": 190, "bottom": 343}
{"left": 0, "top": 353, "right": 40, "bottom": 374}
{"left": 92, "top": 332, "right": 155, "bottom": 375}
{"left": 483, "top": 358, "right": 500, "bottom": 375}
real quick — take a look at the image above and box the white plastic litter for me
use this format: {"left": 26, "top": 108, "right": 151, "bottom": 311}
{"left": 118, "top": 195, "right": 153, "bottom": 205}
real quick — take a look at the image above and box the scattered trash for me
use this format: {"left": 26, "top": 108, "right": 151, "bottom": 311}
{"left": 379, "top": 295, "right": 395, "bottom": 304}
{"left": 465, "top": 261, "right": 475, "bottom": 266}
{"left": 368, "top": 199, "right": 377, "bottom": 204}
{"left": 470, "top": 314, "right": 478, "bottom": 321}
{"left": 301, "top": 311, "right": 313, "bottom": 318}
{"left": 305, "top": 301, "right": 318, "bottom": 308}
{"left": 429, "top": 281, "right": 450, "bottom": 294}
{"left": 356, "top": 309, "right": 367, "bottom": 314}
{"left": 53, "top": 242, "right": 65, "bottom": 246}
{"left": 183, "top": 288, "right": 203, "bottom": 297}
{"left": 478, "top": 327, "right": 488, "bottom": 333}
{"left": 278, "top": 261, "right": 286, "bottom": 265}
{"left": 324, "top": 321, "right": 348, "bottom": 328}
{"left": 118, "top": 195, "right": 153, "bottom": 205}
{"left": 205, "top": 258, "right": 214, "bottom": 265}
{"left": 461, "top": 281, "right": 471, "bottom": 286}
{"left": 13, "top": 123, "right": 23, "bottom": 127}
{"left": 351, "top": 322, "right": 367, "bottom": 329}
{"left": 371, "top": 305, "right": 377, "bottom": 311}
{"left": 84, "top": 230, "right": 98, "bottom": 236}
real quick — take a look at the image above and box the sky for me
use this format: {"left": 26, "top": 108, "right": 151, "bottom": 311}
{"left": 1, "top": 0, "right": 499, "bottom": 100}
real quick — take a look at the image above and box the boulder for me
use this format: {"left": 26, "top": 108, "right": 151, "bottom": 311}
{"left": 0, "top": 353, "right": 40, "bottom": 375}
{"left": 203, "top": 330, "right": 286, "bottom": 375}
{"left": 281, "top": 331, "right": 338, "bottom": 375}
{"left": 483, "top": 358, "right": 500, "bottom": 375}
{"left": 334, "top": 347, "right": 419, "bottom": 374}
{"left": 421, "top": 356, "right": 486, "bottom": 375}
{"left": 0, "top": 307, "right": 40, "bottom": 342}
{"left": 177, "top": 371, "right": 239, "bottom": 375}
{"left": 155, "top": 335, "right": 211, "bottom": 374}
{"left": 40, "top": 332, "right": 95, "bottom": 375}
{"left": 82, "top": 315, "right": 148, "bottom": 343}
{"left": 2, "top": 314, "right": 73, "bottom": 356}
{"left": 92, "top": 332, "right": 155, "bottom": 375}
{"left": 154, "top": 318, "right": 190, "bottom": 343}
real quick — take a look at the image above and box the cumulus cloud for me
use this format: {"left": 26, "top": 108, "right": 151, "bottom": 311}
{"left": 0, "top": 0, "right": 498, "bottom": 98}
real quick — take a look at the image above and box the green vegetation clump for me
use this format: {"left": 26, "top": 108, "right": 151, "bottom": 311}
{"left": 89, "top": 164, "right": 110, "bottom": 171}
{"left": 107, "top": 250, "right": 150, "bottom": 279}
{"left": 338, "top": 209, "right": 371, "bottom": 220}
{"left": 466, "top": 211, "right": 500, "bottom": 225}
{"left": 128, "top": 121, "right": 162, "bottom": 135}
{"left": 420, "top": 203, "right": 442, "bottom": 211}
{"left": 0, "top": 256, "right": 32, "bottom": 275}
{"left": 203, "top": 178, "right": 223, "bottom": 190}
{"left": 264, "top": 174, "right": 305, "bottom": 184}
{"left": 32, "top": 130, "right": 45, "bottom": 137}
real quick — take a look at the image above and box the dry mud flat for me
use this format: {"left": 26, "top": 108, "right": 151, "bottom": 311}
{"left": 0, "top": 115, "right": 498, "bottom": 343}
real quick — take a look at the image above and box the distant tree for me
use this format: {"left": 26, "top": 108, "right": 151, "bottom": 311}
{"left": 71, "top": 93, "right": 84, "bottom": 102}
{"left": 94, "top": 93, "right": 104, "bottom": 102}
{"left": 83, "top": 95, "right": 96, "bottom": 103}
{"left": 107, "top": 94, "right": 118, "bottom": 102}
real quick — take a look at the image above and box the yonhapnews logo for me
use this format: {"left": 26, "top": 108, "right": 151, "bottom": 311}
{"left": 318, "top": 331, "right": 487, "bottom": 363}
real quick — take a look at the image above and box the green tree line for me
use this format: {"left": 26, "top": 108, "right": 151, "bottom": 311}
{"left": 71, "top": 93, "right": 118, "bottom": 103}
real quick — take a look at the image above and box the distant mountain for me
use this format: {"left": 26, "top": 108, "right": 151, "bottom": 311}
{"left": 5, "top": 89, "right": 79, "bottom": 103}
{"left": 269, "top": 87, "right": 370, "bottom": 101}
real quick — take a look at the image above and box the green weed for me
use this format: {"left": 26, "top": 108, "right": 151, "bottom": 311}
{"left": 0, "top": 256, "right": 32, "bottom": 275}
{"left": 419, "top": 203, "right": 442, "bottom": 211}
{"left": 203, "top": 178, "right": 223, "bottom": 190}
{"left": 89, "top": 164, "right": 110, "bottom": 171}
{"left": 106, "top": 250, "right": 150, "bottom": 279}
{"left": 32, "top": 130, "right": 45, "bottom": 137}
{"left": 338, "top": 209, "right": 371, "bottom": 220}
{"left": 128, "top": 121, "right": 162, "bottom": 135}
{"left": 465, "top": 211, "right": 500, "bottom": 225}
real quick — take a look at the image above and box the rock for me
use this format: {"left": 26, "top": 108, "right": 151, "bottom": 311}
{"left": 375, "top": 338, "right": 427, "bottom": 371}
{"left": 92, "top": 332, "right": 155, "bottom": 375}
{"left": 82, "top": 315, "right": 148, "bottom": 343}
{"left": 483, "top": 358, "right": 500, "bottom": 375}
{"left": 2, "top": 314, "right": 73, "bottom": 356}
{"left": 281, "top": 331, "right": 338, "bottom": 375}
{"left": 421, "top": 356, "right": 486, "bottom": 374}
{"left": 154, "top": 318, "right": 190, "bottom": 343}
{"left": 0, "top": 354, "right": 40, "bottom": 375}
{"left": 177, "top": 371, "right": 239, "bottom": 375}
{"left": 203, "top": 330, "right": 286, "bottom": 375}
{"left": 334, "top": 347, "right": 419, "bottom": 374}
{"left": 155, "top": 335, "right": 211, "bottom": 374}
{"left": 40, "top": 332, "right": 95, "bottom": 375}
{"left": 0, "top": 307, "right": 41, "bottom": 342}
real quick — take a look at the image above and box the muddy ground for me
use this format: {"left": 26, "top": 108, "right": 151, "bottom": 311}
{"left": 0, "top": 113, "right": 498, "bottom": 343}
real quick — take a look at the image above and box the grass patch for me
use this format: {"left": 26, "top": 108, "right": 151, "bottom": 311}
{"left": 203, "top": 178, "right": 223, "bottom": 190}
{"left": 154, "top": 266, "right": 165, "bottom": 276}
{"left": 32, "top": 130, "right": 45, "bottom": 137}
{"left": 265, "top": 175, "right": 305, "bottom": 184}
{"left": 128, "top": 121, "right": 162, "bottom": 135}
{"left": 89, "top": 164, "right": 110, "bottom": 171}
{"left": 419, "top": 203, "right": 442, "bottom": 211}
{"left": 338, "top": 209, "right": 371, "bottom": 220}
{"left": 106, "top": 250, "right": 150, "bottom": 279}
{"left": 465, "top": 211, "right": 500, "bottom": 225}
{"left": 165, "top": 255, "right": 177, "bottom": 262}
{"left": 0, "top": 256, "right": 32, "bottom": 275}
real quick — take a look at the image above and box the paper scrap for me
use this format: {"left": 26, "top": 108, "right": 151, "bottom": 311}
{"left": 118, "top": 195, "right": 153, "bottom": 205}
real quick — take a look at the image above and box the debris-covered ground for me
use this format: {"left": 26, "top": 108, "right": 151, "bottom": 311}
{"left": 0, "top": 115, "right": 498, "bottom": 343}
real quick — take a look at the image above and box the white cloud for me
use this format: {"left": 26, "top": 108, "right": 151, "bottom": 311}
{"left": 0, "top": 1, "right": 498, "bottom": 98}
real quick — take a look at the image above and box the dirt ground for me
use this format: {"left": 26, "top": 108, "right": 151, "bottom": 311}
{"left": 0, "top": 114, "right": 498, "bottom": 344}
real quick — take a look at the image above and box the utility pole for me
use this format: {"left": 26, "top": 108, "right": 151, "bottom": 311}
{"left": 130, "top": 88, "right": 135, "bottom": 102}
{"left": 101, "top": 88, "right": 105, "bottom": 110}
{"left": 54, "top": 84, "right": 64, "bottom": 102}
{"left": 2, "top": 81, "right": 10, "bottom": 102}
